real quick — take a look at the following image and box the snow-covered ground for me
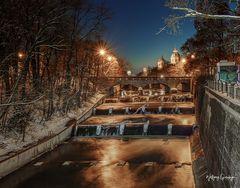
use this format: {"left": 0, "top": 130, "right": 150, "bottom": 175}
{"left": 0, "top": 93, "right": 104, "bottom": 159}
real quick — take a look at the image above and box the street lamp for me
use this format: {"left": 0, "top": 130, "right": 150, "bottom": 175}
{"left": 18, "top": 52, "right": 24, "bottom": 59}
{"left": 127, "top": 70, "right": 132, "bottom": 76}
{"left": 99, "top": 49, "right": 106, "bottom": 56}
{"left": 107, "top": 55, "right": 113, "bottom": 62}
{"left": 181, "top": 58, "right": 187, "bottom": 63}
{"left": 191, "top": 54, "right": 195, "bottom": 59}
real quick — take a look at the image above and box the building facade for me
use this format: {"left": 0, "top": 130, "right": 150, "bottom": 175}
{"left": 170, "top": 48, "right": 181, "bottom": 65}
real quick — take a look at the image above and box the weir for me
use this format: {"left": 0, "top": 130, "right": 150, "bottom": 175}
{"left": 73, "top": 123, "right": 193, "bottom": 137}
{"left": 0, "top": 77, "right": 198, "bottom": 188}
{"left": 93, "top": 104, "right": 194, "bottom": 115}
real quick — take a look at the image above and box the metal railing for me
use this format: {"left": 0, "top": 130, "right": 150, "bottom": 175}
{"left": 207, "top": 80, "right": 240, "bottom": 100}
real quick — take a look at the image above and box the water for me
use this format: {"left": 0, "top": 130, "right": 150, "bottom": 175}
{"left": 125, "top": 107, "right": 130, "bottom": 114}
{"left": 96, "top": 125, "right": 102, "bottom": 136}
{"left": 75, "top": 123, "right": 193, "bottom": 137}
{"left": 93, "top": 106, "right": 194, "bottom": 116}
{"left": 0, "top": 85, "right": 196, "bottom": 187}
{"left": 0, "top": 139, "right": 195, "bottom": 188}
{"left": 119, "top": 123, "right": 125, "bottom": 135}
{"left": 143, "top": 120, "right": 149, "bottom": 135}
{"left": 158, "top": 106, "right": 162, "bottom": 114}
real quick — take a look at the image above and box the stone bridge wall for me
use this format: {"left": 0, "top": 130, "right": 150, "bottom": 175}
{"left": 114, "top": 77, "right": 192, "bottom": 92}
{"left": 200, "top": 87, "right": 240, "bottom": 188}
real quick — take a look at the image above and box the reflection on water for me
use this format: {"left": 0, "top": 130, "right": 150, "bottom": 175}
{"left": 81, "top": 139, "right": 194, "bottom": 188}
{"left": 0, "top": 139, "right": 194, "bottom": 188}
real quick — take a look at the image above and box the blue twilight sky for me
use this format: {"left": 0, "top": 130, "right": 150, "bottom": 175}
{"left": 98, "top": 0, "right": 196, "bottom": 72}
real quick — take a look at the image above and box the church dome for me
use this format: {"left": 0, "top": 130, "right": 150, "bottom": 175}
{"left": 170, "top": 48, "right": 181, "bottom": 64}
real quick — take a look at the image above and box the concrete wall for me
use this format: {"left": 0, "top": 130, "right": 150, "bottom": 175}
{"left": 0, "top": 126, "right": 72, "bottom": 178}
{"left": 76, "top": 96, "right": 105, "bottom": 124}
{"left": 200, "top": 87, "right": 240, "bottom": 188}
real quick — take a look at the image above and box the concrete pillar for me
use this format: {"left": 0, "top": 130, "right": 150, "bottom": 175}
{"left": 167, "top": 124, "right": 173, "bottom": 135}
{"left": 227, "top": 83, "right": 231, "bottom": 97}
{"left": 218, "top": 80, "right": 221, "bottom": 92}
{"left": 222, "top": 82, "right": 226, "bottom": 93}
{"left": 92, "top": 108, "right": 96, "bottom": 115}
{"left": 221, "top": 81, "right": 224, "bottom": 93}
{"left": 234, "top": 84, "right": 238, "bottom": 99}
{"left": 214, "top": 80, "right": 217, "bottom": 90}
{"left": 108, "top": 108, "right": 113, "bottom": 115}
{"left": 149, "top": 84, "right": 152, "bottom": 89}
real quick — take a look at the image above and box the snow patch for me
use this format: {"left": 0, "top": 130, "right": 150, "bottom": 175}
{"left": 0, "top": 93, "right": 104, "bottom": 158}
{"left": 34, "top": 162, "right": 44, "bottom": 166}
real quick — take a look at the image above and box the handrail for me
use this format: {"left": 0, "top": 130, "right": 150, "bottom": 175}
{"left": 85, "top": 76, "right": 192, "bottom": 79}
{"left": 207, "top": 80, "right": 240, "bottom": 100}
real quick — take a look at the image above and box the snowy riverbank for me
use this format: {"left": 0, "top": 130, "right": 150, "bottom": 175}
{"left": 0, "top": 93, "right": 104, "bottom": 159}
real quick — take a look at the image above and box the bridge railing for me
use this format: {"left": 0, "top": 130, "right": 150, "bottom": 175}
{"left": 207, "top": 80, "right": 240, "bottom": 100}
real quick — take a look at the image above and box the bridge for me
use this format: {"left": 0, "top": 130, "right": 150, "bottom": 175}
{"left": 104, "top": 76, "right": 193, "bottom": 92}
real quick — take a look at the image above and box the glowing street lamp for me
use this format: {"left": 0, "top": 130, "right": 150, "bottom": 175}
{"left": 18, "top": 52, "right": 24, "bottom": 59}
{"left": 99, "top": 49, "right": 106, "bottom": 56}
{"left": 181, "top": 58, "right": 187, "bottom": 63}
{"left": 127, "top": 70, "right": 132, "bottom": 76}
{"left": 191, "top": 54, "right": 195, "bottom": 59}
{"left": 107, "top": 55, "right": 113, "bottom": 62}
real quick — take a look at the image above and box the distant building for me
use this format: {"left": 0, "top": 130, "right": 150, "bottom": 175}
{"left": 143, "top": 67, "right": 148, "bottom": 76}
{"left": 170, "top": 48, "right": 181, "bottom": 65}
{"left": 149, "top": 48, "right": 186, "bottom": 77}
{"left": 157, "top": 56, "right": 165, "bottom": 70}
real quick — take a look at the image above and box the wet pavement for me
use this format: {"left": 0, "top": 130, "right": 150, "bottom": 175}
{"left": 0, "top": 138, "right": 195, "bottom": 188}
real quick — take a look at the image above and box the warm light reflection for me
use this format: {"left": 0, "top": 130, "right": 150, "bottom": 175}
{"left": 182, "top": 119, "right": 189, "bottom": 125}
{"left": 79, "top": 138, "right": 193, "bottom": 187}
{"left": 101, "top": 144, "right": 118, "bottom": 165}
{"left": 191, "top": 54, "right": 195, "bottom": 59}
{"left": 99, "top": 140, "right": 135, "bottom": 187}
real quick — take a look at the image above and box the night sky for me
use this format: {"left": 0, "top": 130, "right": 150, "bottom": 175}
{"left": 99, "top": 0, "right": 196, "bottom": 72}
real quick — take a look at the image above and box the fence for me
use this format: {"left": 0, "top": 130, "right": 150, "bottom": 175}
{"left": 207, "top": 80, "right": 240, "bottom": 100}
